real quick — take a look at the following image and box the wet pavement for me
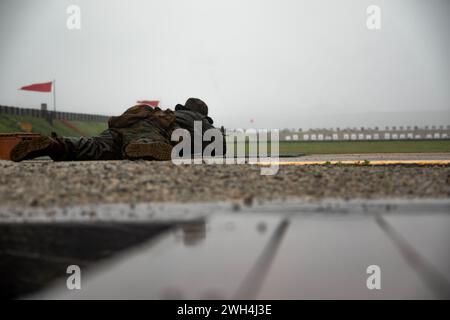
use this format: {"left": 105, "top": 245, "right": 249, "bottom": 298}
{"left": 0, "top": 222, "right": 172, "bottom": 299}
{"left": 1, "top": 155, "right": 449, "bottom": 299}
{"left": 1, "top": 199, "right": 448, "bottom": 300}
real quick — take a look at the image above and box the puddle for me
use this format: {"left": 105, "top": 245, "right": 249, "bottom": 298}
{"left": 32, "top": 215, "right": 282, "bottom": 299}
{"left": 1, "top": 199, "right": 449, "bottom": 299}
{"left": 0, "top": 222, "right": 173, "bottom": 299}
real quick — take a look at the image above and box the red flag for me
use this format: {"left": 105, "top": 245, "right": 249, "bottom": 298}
{"left": 19, "top": 81, "right": 53, "bottom": 92}
{"left": 136, "top": 100, "right": 159, "bottom": 108}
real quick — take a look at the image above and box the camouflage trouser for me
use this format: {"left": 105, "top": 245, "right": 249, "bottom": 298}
{"left": 59, "top": 118, "right": 173, "bottom": 161}
{"left": 60, "top": 129, "right": 122, "bottom": 161}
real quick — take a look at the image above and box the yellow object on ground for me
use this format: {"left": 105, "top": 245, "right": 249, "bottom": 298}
{"left": 18, "top": 122, "right": 33, "bottom": 133}
{"left": 258, "top": 160, "right": 450, "bottom": 166}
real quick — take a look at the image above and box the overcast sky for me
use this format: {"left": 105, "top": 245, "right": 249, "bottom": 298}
{"left": 0, "top": 0, "right": 449, "bottom": 129}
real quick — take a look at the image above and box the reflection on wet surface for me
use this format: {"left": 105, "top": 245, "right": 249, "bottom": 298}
{"left": 178, "top": 220, "right": 207, "bottom": 247}
{"left": 1, "top": 200, "right": 449, "bottom": 299}
{"left": 35, "top": 215, "right": 283, "bottom": 299}
{"left": 0, "top": 222, "right": 172, "bottom": 299}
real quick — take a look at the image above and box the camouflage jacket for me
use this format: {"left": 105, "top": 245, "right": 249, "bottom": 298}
{"left": 175, "top": 110, "right": 226, "bottom": 155}
{"left": 108, "top": 105, "right": 176, "bottom": 130}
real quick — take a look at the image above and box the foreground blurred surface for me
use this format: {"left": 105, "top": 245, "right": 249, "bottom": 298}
{"left": 1, "top": 155, "right": 449, "bottom": 299}
{"left": 0, "top": 200, "right": 449, "bottom": 299}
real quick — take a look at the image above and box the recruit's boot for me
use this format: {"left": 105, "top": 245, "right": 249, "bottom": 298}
{"left": 10, "top": 135, "right": 65, "bottom": 162}
{"left": 124, "top": 139, "right": 173, "bottom": 161}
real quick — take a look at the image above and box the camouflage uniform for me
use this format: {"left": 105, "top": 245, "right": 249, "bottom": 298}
{"left": 58, "top": 101, "right": 226, "bottom": 160}
{"left": 56, "top": 105, "right": 177, "bottom": 161}
{"left": 174, "top": 109, "right": 226, "bottom": 156}
{"left": 58, "top": 129, "right": 122, "bottom": 161}
{"left": 11, "top": 98, "right": 224, "bottom": 162}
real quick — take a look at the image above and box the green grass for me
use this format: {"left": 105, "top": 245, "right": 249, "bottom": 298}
{"left": 279, "top": 140, "right": 450, "bottom": 154}
{"left": 2, "top": 115, "right": 448, "bottom": 154}
{"left": 230, "top": 140, "right": 450, "bottom": 155}
{"left": 70, "top": 121, "right": 108, "bottom": 136}
{"left": 0, "top": 115, "right": 22, "bottom": 132}
{"left": 0, "top": 114, "right": 107, "bottom": 137}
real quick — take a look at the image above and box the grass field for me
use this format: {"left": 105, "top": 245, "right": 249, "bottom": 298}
{"left": 231, "top": 140, "right": 450, "bottom": 155}
{"left": 0, "top": 114, "right": 107, "bottom": 137}
{"left": 1, "top": 114, "right": 449, "bottom": 154}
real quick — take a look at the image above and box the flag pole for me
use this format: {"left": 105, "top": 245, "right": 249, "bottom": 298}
{"left": 52, "top": 79, "right": 56, "bottom": 112}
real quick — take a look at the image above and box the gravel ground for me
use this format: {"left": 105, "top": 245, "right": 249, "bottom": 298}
{"left": 1, "top": 160, "right": 449, "bottom": 207}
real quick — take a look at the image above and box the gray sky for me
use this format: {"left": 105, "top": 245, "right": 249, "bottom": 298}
{"left": 0, "top": 0, "right": 449, "bottom": 129}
